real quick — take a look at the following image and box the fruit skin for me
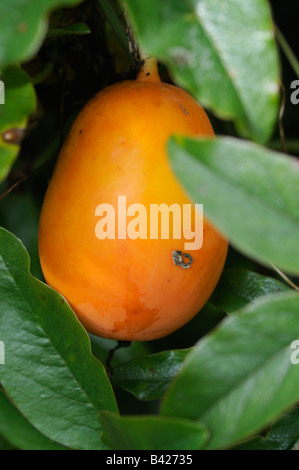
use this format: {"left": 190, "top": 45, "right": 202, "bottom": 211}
{"left": 38, "top": 64, "right": 228, "bottom": 341}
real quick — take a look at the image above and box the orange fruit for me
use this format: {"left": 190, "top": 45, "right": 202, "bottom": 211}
{"left": 38, "top": 59, "right": 228, "bottom": 341}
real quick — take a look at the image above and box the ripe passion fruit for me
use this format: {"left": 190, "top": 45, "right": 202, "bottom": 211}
{"left": 38, "top": 59, "right": 228, "bottom": 341}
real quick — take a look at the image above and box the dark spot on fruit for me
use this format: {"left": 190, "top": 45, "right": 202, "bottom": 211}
{"left": 172, "top": 250, "right": 193, "bottom": 269}
{"left": 180, "top": 104, "right": 189, "bottom": 115}
{"left": 79, "top": 129, "right": 82, "bottom": 134}
{"left": 146, "top": 72, "right": 150, "bottom": 76}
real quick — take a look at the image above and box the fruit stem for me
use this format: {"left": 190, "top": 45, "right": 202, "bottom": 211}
{"left": 137, "top": 53, "right": 161, "bottom": 82}
{"left": 106, "top": 340, "right": 131, "bottom": 378}
{"left": 123, "top": 6, "right": 160, "bottom": 82}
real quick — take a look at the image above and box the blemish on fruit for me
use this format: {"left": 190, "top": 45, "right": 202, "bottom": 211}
{"left": 180, "top": 104, "right": 189, "bottom": 115}
{"left": 172, "top": 250, "right": 193, "bottom": 269}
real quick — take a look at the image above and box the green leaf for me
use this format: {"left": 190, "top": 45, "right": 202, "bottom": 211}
{"left": 210, "top": 269, "right": 290, "bottom": 313}
{"left": 46, "top": 23, "right": 91, "bottom": 38}
{"left": 100, "top": 411, "right": 209, "bottom": 450}
{"left": 0, "top": 389, "right": 68, "bottom": 450}
{"left": 0, "top": 0, "right": 84, "bottom": 68}
{"left": 169, "top": 136, "right": 299, "bottom": 275}
{"left": 124, "top": 0, "right": 280, "bottom": 143}
{"left": 112, "top": 349, "right": 191, "bottom": 401}
{"left": 234, "top": 406, "right": 299, "bottom": 450}
{"left": 0, "top": 66, "right": 36, "bottom": 182}
{"left": 0, "top": 227, "right": 118, "bottom": 450}
{"left": 161, "top": 292, "right": 299, "bottom": 449}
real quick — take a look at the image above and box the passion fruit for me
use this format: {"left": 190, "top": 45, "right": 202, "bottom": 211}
{"left": 38, "top": 59, "right": 228, "bottom": 341}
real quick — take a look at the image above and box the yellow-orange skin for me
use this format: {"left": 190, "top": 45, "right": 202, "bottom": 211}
{"left": 38, "top": 67, "right": 228, "bottom": 341}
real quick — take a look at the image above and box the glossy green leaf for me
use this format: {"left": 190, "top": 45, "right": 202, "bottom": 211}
{"left": 234, "top": 406, "right": 299, "bottom": 450}
{"left": 169, "top": 136, "right": 299, "bottom": 275}
{"left": 100, "top": 411, "right": 209, "bottom": 450}
{"left": 0, "top": 66, "right": 36, "bottom": 182}
{"left": 46, "top": 23, "right": 91, "bottom": 38}
{"left": 124, "top": 0, "right": 280, "bottom": 143}
{"left": 112, "top": 349, "right": 191, "bottom": 401}
{"left": 0, "top": 227, "right": 117, "bottom": 450}
{"left": 0, "top": 0, "right": 83, "bottom": 68}
{"left": 0, "top": 389, "right": 67, "bottom": 450}
{"left": 161, "top": 292, "right": 299, "bottom": 449}
{"left": 210, "top": 269, "right": 290, "bottom": 313}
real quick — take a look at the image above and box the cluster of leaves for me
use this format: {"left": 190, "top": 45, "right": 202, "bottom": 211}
{"left": 0, "top": 0, "right": 298, "bottom": 451}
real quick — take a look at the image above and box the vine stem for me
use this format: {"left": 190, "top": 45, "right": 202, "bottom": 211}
{"left": 271, "top": 264, "right": 299, "bottom": 292}
{"left": 98, "top": 0, "right": 129, "bottom": 54}
{"left": 278, "top": 80, "right": 286, "bottom": 153}
{"left": 275, "top": 26, "right": 299, "bottom": 79}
